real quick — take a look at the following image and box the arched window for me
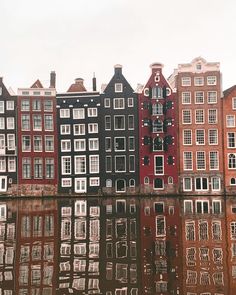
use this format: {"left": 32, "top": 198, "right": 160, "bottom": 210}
{"left": 231, "top": 178, "right": 236, "bottom": 185}
{"left": 229, "top": 154, "right": 236, "bottom": 169}
{"left": 116, "top": 179, "right": 126, "bottom": 192}
{"left": 144, "top": 177, "right": 149, "bottom": 185}
{"left": 152, "top": 103, "right": 163, "bottom": 115}
{"left": 129, "top": 179, "right": 135, "bottom": 187}
{"left": 153, "top": 137, "right": 163, "bottom": 151}
{"left": 106, "top": 179, "right": 112, "bottom": 187}
{"left": 168, "top": 176, "right": 173, "bottom": 184}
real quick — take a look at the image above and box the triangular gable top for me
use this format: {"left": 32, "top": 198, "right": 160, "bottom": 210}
{"left": 31, "top": 79, "right": 44, "bottom": 89}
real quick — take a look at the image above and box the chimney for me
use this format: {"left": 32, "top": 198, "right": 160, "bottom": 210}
{"left": 92, "top": 73, "right": 97, "bottom": 91}
{"left": 50, "top": 71, "right": 56, "bottom": 88}
{"left": 114, "top": 64, "right": 122, "bottom": 75}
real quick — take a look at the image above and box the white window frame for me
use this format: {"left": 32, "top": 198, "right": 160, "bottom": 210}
{"left": 115, "top": 83, "right": 123, "bottom": 92}
{"left": 61, "top": 178, "right": 72, "bottom": 187}
{"left": 195, "top": 109, "right": 205, "bottom": 124}
{"left": 207, "top": 76, "right": 217, "bottom": 85}
{"left": 74, "top": 155, "right": 86, "bottom": 174}
{"left": 183, "top": 177, "right": 192, "bottom": 191}
{"left": 60, "top": 124, "right": 70, "bottom": 134}
{"left": 104, "top": 98, "right": 110, "bottom": 108}
{"left": 61, "top": 156, "right": 71, "bottom": 175}
{"left": 73, "top": 108, "right": 85, "bottom": 119}
{"left": 226, "top": 115, "right": 235, "bottom": 127}
{"left": 195, "top": 91, "right": 204, "bottom": 104}
{"left": 114, "top": 98, "right": 125, "bottom": 109}
{"left": 74, "top": 124, "right": 85, "bottom": 135}
{"left": 182, "top": 77, "right": 191, "bottom": 86}
{"left": 208, "top": 129, "right": 218, "bottom": 145}
{"left": 74, "top": 139, "right": 86, "bottom": 151}
{"left": 209, "top": 151, "right": 219, "bottom": 170}
{"left": 182, "top": 92, "right": 191, "bottom": 104}
{"left": 75, "top": 178, "right": 87, "bottom": 193}
{"left": 6, "top": 100, "right": 14, "bottom": 110}
{"left": 89, "top": 155, "right": 99, "bottom": 174}
{"left": 194, "top": 76, "right": 204, "bottom": 86}
{"left": 87, "top": 108, "right": 97, "bottom": 117}
{"left": 61, "top": 140, "right": 71, "bottom": 152}
{"left": 90, "top": 177, "right": 100, "bottom": 186}
{"left": 182, "top": 109, "right": 192, "bottom": 124}
{"left": 88, "top": 123, "right": 98, "bottom": 134}
{"left": 60, "top": 109, "right": 70, "bottom": 118}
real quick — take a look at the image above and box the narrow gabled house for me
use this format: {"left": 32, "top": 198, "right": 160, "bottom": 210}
{"left": 57, "top": 77, "right": 101, "bottom": 195}
{"left": 139, "top": 63, "right": 178, "bottom": 194}
{"left": 100, "top": 65, "right": 139, "bottom": 194}
{"left": 0, "top": 78, "right": 17, "bottom": 195}
{"left": 17, "top": 72, "right": 58, "bottom": 196}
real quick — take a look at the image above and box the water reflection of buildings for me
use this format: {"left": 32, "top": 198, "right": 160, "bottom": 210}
{"left": 15, "top": 199, "right": 58, "bottom": 295}
{"left": 0, "top": 201, "right": 16, "bottom": 295}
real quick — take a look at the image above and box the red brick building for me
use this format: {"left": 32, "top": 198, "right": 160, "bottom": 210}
{"left": 222, "top": 85, "right": 236, "bottom": 193}
{"left": 17, "top": 73, "right": 58, "bottom": 196}
{"left": 169, "top": 57, "right": 224, "bottom": 195}
{"left": 139, "top": 63, "right": 178, "bottom": 194}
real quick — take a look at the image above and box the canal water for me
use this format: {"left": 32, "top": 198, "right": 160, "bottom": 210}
{"left": 0, "top": 196, "right": 234, "bottom": 294}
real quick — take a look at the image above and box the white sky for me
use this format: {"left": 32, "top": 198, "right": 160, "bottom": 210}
{"left": 0, "top": 0, "right": 235, "bottom": 92}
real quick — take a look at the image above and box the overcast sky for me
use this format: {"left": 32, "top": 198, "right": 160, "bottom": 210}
{"left": 0, "top": 0, "right": 234, "bottom": 92}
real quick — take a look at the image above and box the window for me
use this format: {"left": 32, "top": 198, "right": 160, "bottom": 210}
{"left": 199, "top": 247, "right": 209, "bottom": 262}
{"left": 60, "top": 109, "right": 70, "bottom": 118}
{"left": 104, "top": 98, "right": 110, "bottom": 108}
{"left": 44, "top": 115, "right": 53, "bottom": 130}
{"left": 154, "top": 202, "right": 164, "bottom": 213}
{"left": 61, "top": 140, "right": 71, "bottom": 152}
{"left": 22, "top": 136, "right": 31, "bottom": 151}
{"left": 196, "top": 200, "right": 209, "bottom": 214}
{"left": 184, "top": 200, "right": 193, "bottom": 213}
{"left": 115, "top": 156, "right": 126, "bottom": 172}
{"left": 21, "top": 114, "right": 30, "bottom": 130}
{"left": 195, "top": 109, "right": 204, "bottom": 124}
{"left": 186, "top": 247, "right": 196, "bottom": 266}
{"left": 154, "top": 178, "right": 164, "bottom": 189}
{"left": 105, "top": 116, "right": 111, "bottom": 130}
{"left": 45, "top": 158, "right": 54, "bottom": 179}
{"left": 8, "top": 156, "right": 16, "bottom": 172}
{"left": 232, "top": 97, "right": 236, "bottom": 110}
{"left": 183, "top": 177, "right": 192, "bottom": 191}
{"left": 196, "top": 151, "right": 205, "bottom": 170}
{"left": 208, "top": 109, "right": 217, "bottom": 124}
{"left": 44, "top": 100, "right": 53, "bottom": 111}
{"left": 0, "top": 157, "right": 6, "bottom": 172}
{"left": 152, "top": 119, "right": 163, "bottom": 132}
{"left": 195, "top": 177, "right": 208, "bottom": 191}
{"left": 207, "top": 76, "right": 217, "bottom": 85}
{"left": 114, "top": 116, "right": 125, "bottom": 130}
{"left": 182, "top": 92, "right": 191, "bottom": 104}
{"left": 106, "top": 156, "right": 112, "bottom": 172}
{"left": 128, "top": 97, "right": 133, "bottom": 107}
{"left": 186, "top": 221, "right": 195, "bottom": 241}
{"left": 88, "top": 123, "right": 98, "bottom": 133}
{"left": 228, "top": 132, "right": 236, "bottom": 148}
{"left": 231, "top": 178, "right": 236, "bottom": 185}
{"left": 209, "top": 129, "right": 218, "bottom": 145}
{"left": 7, "top": 134, "right": 15, "bottom": 150}
{"left": 6, "top": 100, "right": 14, "bottom": 110}
{"left": 0, "top": 117, "right": 4, "bottom": 129}
{"left": 196, "top": 129, "right": 205, "bottom": 145}
{"left": 73, "top": 108, "right": 84, "bottom": 119}
{"left": 183, "top": 152, "right": 193, "bottom": 170}
{"left": 75, "top": 200, "right": 87, "bottom": 216}
{"left": 128, "top": 115, "right": 134, "bottom": 129}
{"left": 45, "top": 136, "right": 54, "bottom": 152}
{"left": 212, "top": 177, "right": 221, "bottom": 191}
{"left": 115, "top": 179, "right": 126, "bottom": 192}
{"left": 22, "top": 158, "right": 31, "bottom": 178}
{"left": 21, "top": 100, "right": 29, "bottom": 111}
{"left": 207, "top": 91, "right": 217, "bottom": 103}
{"left": 152, "top": 103, "right": 163, "bottom": 115}
{"left": 75, "top": 156, "right": 86, "bottom": 174}
{"left": 229, "top": 153, "right": 236, "bottom": 169}
{"left": 231, "top": 222, "right": 236, "bottom": 239}
{"left": 106, "top": 180, "right": 112, "bottom": 188}
{"left": 60, "top": 124, "right": 70, "bottom": 134}
{"left": 227, "top": 115, "right": 235, "bottom": 127}
{"left": 75, "top": 178, "right": 87, "bottom": 193}
{"left": 105, "top": 137, "right": 111, "bottom": 151}
{"left": 156, "top": 216, "right": 166, "bottom": 236}
{"left": 32, "top": 99, "right": 41, "bottom": 111}
{"left": 129, "top": 137, "right": 135, "bottom": 151}
{"left": 200, "top": 272, "right": 210, "bottom": 285}
{"left": 115, "top": 83, "right": 123, "bottom": 92}
{"left": 154, "top": 156, "right": 164, "bottom": 175}
{"left": 182, "top": 110, "right": 191, "bottom": 124}
{"left": 194, "top": 76, "right": 204, "bottom": 86}
{"left": 195, "top": 91, "right": 204, "bottom": 104}
{"left": 74, "top": 139, "right": 85, "bottom": 151}
{"left": 209, "top": 151, "right": 219, "bottom": 170}
{"left": 182, "top": 77, "right": 191, "bottom": 86}
{"left": 61, "top": 178, "right": 72, "bottom": 187}
{"left": 89, "top": 155, "right": 99, "bottom": 173}
{"left": 87, "top": 108, "right": 97, "bottom": 117}
{"left": 114, "top": 98, "right": 124, "bottom": 109}
{"left": 61, "top": 156, "right": 71, "bottom": 174}
{"left": 33, "top": 136, "right": 42, "bottom": 152}
{"left": 90, "top": 177, "right": 100, "bottom": 186}
{"left": 212, "top": 272, "right": 224, "bottom": 286}
{"left": 114, "top": 137, "right": 125, "bottom": 151}
{"left": 33, "top": 115, "right": 42, "bottom": 130}
{"left": 129, "top": 156, "right": 135, "bottom": 172}
{"left": 7, "top": 117, "right": 14, "bottom": 129}
{"left": 34, "top": 158, "right": 43, "bottom": 178}
{"left": 74, "top": 124, "right": 85, "bottom": 135}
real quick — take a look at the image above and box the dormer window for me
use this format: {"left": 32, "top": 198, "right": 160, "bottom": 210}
{"left": 115, "top": 83, "right": 123, "bottom": 93}
{"left": 196, "top": 63, "right": 202, "bottom": 71}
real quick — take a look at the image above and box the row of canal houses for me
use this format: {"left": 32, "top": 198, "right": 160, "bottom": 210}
{"left": 1, "top": 197, "right": 236, "bottom": 295}
{"left": 0, "top": 56, "right": 236, "bottom": 295}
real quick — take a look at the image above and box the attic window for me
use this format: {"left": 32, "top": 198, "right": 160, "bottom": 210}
{"left": 115, "top": 83, "right": 123, "bottom": 93}
{"left": 196, "top": 63, "right": 202, "bottom": 70}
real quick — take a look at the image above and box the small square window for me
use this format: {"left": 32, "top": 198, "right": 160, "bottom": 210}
{"left": 115, "top": 83, "right": 123, "bottom": 92}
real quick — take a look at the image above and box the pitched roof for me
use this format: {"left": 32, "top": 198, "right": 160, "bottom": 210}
{"left": 223, "top": 85, "right": 236, "bottom": 97}
{"left": 67, "top": 78, "right": 87, "bottom": 92}
{"left": 31, "top": 79, "right": 44, "bottom": 88}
